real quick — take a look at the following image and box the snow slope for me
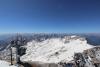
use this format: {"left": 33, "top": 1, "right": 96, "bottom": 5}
{"left": 21, "top": 35, "right": 93, "bottom": 63}
{"left": 0, "top": 60, "right": 16, "bottom": 67}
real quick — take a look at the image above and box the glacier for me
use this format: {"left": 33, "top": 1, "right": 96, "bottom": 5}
{"left": 21, "top": 35, "right": 93, "bottom": 64}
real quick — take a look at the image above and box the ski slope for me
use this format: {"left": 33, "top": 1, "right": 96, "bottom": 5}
{"left": 21, "top": 35, "right": 93, "bottom": 63}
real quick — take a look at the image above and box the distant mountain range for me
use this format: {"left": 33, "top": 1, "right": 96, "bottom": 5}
{"left": 0, "top": 33, "right": 100, "bottom": 67}
{"left": 0, "top": 33, "right": 100, "bottom": 51}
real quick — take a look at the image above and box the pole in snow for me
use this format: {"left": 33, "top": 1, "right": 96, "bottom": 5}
{"left": 15, "top": 35, "right": 21, "bottom": 67}
{"left": 10, "top": 47, "right": 13, "bottom": 65}
{"left": 10, "top": 40, "right": 15, "bottom": 66}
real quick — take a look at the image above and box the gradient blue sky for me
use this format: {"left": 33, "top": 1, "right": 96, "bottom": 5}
{"left": 0, "top": 0, "right": 100, "bottom": 33}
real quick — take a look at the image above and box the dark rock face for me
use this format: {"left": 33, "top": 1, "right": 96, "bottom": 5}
{"left": 74, "top": 47, "right": 100, "bottom": 67}
{"left": 74, "top": 53, "right": 86, "bottom": 67}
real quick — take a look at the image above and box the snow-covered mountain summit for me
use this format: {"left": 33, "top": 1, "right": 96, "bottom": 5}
{"left": 21, "top": 35, "right": 93, "bottom": 63}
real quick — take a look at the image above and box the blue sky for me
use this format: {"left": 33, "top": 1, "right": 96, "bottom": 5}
{"left": 0, "top": 0, "right": 100, "bottom": 33}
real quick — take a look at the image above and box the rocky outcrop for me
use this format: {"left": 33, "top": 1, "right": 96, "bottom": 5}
{"left": 74, "top": 46, "right": 100, "bottom": 67}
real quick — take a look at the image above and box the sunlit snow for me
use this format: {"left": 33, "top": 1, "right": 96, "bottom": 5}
{"left": 0, "top": 60, "right": 16, "bottom": 67}
{"left": 21, "top": 36, "right": 93, "bottom": 63}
